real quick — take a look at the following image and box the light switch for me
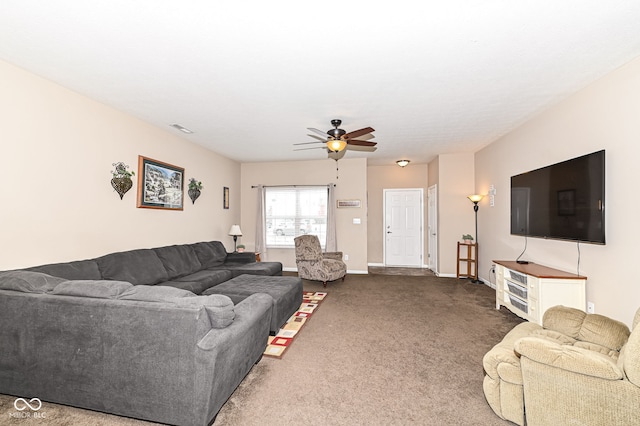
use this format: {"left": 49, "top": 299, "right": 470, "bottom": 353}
{"left": 353, "top": 218, "right": 361, "bottom": 225}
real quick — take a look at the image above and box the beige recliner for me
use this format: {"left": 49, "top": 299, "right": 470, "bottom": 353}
{"left": 483, "top": 306, "right": 633, "bottom": 426}
{"left": 294, "top": 235, "right": 346, "bottom": 287}
{"left": 516, "top": 307, "right": 640, "bottom": 426}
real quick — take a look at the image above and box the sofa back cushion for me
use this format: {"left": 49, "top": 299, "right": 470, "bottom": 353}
{"left": 190, "top": 241, "right": 228, "bottom": 268}
{"left": 0, "top": 271, "right": 66, "bottom": 293}
{"left": 294, "top": 235, "right": 323, "bottom": 261}
{"left": 26, "top": 259, "right": 102, "bottom": 280}
{"left": 120, "top": 285, "right": 196, "bottom": 302}
{"left": 120, "top": 285, "right": 234, "bottom": 328}
{"left": 543, "top": 305, "right": 630, "bottom": 352}
{"left": 97, "top": 249, "right": 169, "bottom": 285}
{"left": 51, "top": 280, "right": 133, "bottom": 299}
{"left": 153, "top": 245, "right": 202, "bottom": 279}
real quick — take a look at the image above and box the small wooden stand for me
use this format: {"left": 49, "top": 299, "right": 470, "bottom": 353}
{"left": 456, "top": 242, "right": 478, "bottom": 280}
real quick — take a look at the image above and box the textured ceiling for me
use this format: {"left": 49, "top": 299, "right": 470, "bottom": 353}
{"left": 2, "top": 1, "right": 640, "bottom": 166}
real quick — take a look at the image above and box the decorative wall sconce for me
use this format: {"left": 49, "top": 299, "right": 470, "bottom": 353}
{"left": 396, "top": 159, "right": 410, "bottom": 167}
{"left": 111, "top": 162, "right": 135, "bottom": 200}
{"left": 188, "top": 178, "right": 203, "bottom": 204}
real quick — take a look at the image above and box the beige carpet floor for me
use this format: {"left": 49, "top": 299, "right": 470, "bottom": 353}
{"left": 0, "top": 273, "right": 523, "bottom": 425}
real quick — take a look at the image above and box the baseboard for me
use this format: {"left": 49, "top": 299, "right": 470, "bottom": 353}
{"left": 283, "top": 266, "right": 368, "bottom": 275}
{"left": 438, "top": 273, "right": 457, "bottom": 278}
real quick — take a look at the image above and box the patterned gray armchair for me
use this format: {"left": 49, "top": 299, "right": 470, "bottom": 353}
{"left": 294, "top": 235, "right": 346, "bottom": 287}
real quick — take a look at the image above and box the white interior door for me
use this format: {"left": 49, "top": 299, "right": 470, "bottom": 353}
{"left": 384, "top": 189, "right": 423, "bottom": 267}
{"left": 427, "top": 184, "right": 438, "bottom": 273}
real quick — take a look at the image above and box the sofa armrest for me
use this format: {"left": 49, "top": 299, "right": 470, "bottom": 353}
{"left": 323, "top": 252, "right": 343, "bottom": 261}
{"left": 515, "top": 336, "right": 624, "bottom": 380}
{"left": 197, "top": 292, "right": 272, "bottom": 351}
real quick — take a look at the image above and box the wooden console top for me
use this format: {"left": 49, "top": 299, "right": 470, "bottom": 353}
{"left": 493, "top": 260, "right": 587, "bottom": 280}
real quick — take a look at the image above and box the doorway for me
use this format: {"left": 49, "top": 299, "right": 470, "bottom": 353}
{"left": 427, "top": 184, "right": 438, "bottom": 274}
{"left": 383, "top": 189, "right": 423, "bottom": 267}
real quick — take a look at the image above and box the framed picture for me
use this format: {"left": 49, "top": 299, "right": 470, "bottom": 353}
{"left": 223, "top": 187, "right": 229, "bottom": 209}
{"left": 337, "top": 199, "right": 361, "bottom": 208}
{"left": 557, "top": 189, "right": 576, "bottom": 216}
{"left": 137, "top": 156, "right": 184, "bottom": 210}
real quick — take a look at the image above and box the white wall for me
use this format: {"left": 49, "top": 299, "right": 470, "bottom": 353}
{"left": 366, "top": 163, "right": 429, "bottom": 265}
{"left": 0, "top": 60, "right": 241, "bottom": 269}
{"left": 240, "top": 158, "right": 368, "bottom": 272}
{"left": 434, "top": 153, "right": 476, "bottom": 276}
{"left": 475, "top": 56, "right": 640, "bottom": 326}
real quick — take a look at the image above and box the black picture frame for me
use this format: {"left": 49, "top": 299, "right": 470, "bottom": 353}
{"left": 223, "top": 187, "right": 229, "bottom": 209}
{"left": 137, "top": 156, "right": 184, "bottom": 210}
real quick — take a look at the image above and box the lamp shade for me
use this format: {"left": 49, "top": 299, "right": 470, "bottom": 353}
{"left": 396, "top": 160, "right": 410, "bottom": 167}
{"left": 467, "top": 194, "right": 484, "bottom": 203}
{"left": 228, "top": 225, "right": 243, "bottom": 236}
{"left": 327, "top": 139, "right": 347, "bottom": 152}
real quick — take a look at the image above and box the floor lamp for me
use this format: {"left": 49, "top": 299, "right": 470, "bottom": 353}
{"left": 467, "top": 194, "right": 484, "bottom": 283}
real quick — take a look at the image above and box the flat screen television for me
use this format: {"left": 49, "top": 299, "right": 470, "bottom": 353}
{"left": 510, "top": 150, "right": 605, "bottom": 244}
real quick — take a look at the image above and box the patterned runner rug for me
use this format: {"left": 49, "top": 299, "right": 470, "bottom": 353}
{"left": 264, "top": 291, "right": 327, "bottom": 358}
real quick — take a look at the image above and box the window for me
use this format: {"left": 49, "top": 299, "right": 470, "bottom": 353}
{"left": 265, "top": 186, "right": 328, "bottom": 248}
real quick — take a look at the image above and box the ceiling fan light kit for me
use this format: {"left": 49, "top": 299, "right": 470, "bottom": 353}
{"left": 327, "top": 139, "right": 348, "bottom": 152}
{"left": 396, "top": 159, "right": 410, "bottom": 167}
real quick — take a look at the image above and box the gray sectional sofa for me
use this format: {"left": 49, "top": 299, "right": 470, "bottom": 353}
{"left": 0, "top": 241, "right": 301, "bottom": 425}
{"left": 27, "top": 240, "right": 283, "bottom": 294}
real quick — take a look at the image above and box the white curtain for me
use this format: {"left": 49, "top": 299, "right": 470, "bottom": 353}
{"left": 326, "top": 183, "right": 337, "bottom": 252}
{"left": 255, "top": 185, "right": 266, "bottom": 258}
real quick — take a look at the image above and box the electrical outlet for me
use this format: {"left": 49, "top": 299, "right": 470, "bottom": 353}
{"left": 587, "top": 302, "right": 595, "bottom": 314}
{"left": 344, "top": 254, "right": 349, "bottom": 261}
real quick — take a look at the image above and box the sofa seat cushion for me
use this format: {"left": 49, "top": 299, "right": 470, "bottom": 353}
{"left": 97, "top": 249, "right": 169, "bottom": 285}
{"left": 202, "top": 274, "right": 302, "bottom": 334}
{"left": 218, "top": 261, "right": 282, "bottom": 277}
{"left": 153, "top": 245, "right": 202, "bottom": 279}
{"left": 52, "top": 280, "right": 133, "bottom": 298}
{"left": 0, "top": 271, "right": 66, "bottom": 293}
{"left": 26, "top": 259, "right": 102, "bottom": 280}
{"left": 167, "top": 269, "right": 234, "bottom": 294}
{"left": 190, "top": 241, "right": 228, "bottom": 269}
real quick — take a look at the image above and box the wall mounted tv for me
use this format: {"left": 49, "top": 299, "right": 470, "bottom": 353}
{"left": 510, "top": 150, "right": 605, "bottom": 244}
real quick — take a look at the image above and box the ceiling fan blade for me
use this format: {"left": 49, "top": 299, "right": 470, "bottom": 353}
{"left": 344, "top": 127, "right": 374, "bottom": 140}
{"left": 307, "top": 128, "right": 328, "bottom": 138}
{"left": 354, "top": 133, "right": 375, "bottom": 141}
{"left": 294, "top": 141, "right": 323, "bottom": 146}
{"left": 347, "top": 139, "right": 377, "bottom": 147}
{"left": 307, "top": 134, "right": 327, "bottom": 142}
{"left": 294, "top": 146, "right": 326, "bottom": 151}
{"left": 346, "top": 145, "right": 377, "bottom": 152}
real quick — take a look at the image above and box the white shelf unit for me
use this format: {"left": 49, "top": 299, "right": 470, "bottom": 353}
{"left": 494, "top": 260, "right": 586, "bottom": 325}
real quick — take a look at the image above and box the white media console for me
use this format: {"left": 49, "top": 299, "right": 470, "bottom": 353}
{"left": 494, "top": 260, "right": 586, "bottom": 325}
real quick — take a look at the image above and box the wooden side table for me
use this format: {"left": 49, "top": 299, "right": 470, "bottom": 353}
{"left": 456, "top": 242, "right": 477, "bottom": 280}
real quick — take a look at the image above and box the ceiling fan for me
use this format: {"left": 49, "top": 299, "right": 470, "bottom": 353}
{"left": 294, "top": 119, "right": 377, "bottom": 155}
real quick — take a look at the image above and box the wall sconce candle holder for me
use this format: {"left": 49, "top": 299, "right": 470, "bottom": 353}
{"left": 188, "top": 178, "right": 203, "bottom": 204}
{"left": 111, "top": 162, "right": 134, "bottom": 200}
